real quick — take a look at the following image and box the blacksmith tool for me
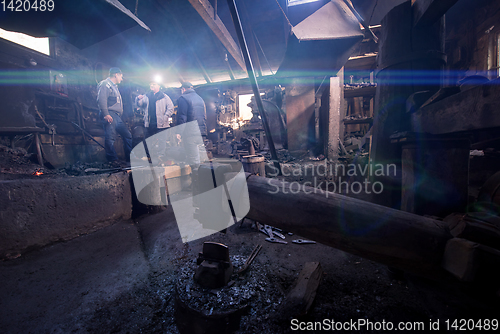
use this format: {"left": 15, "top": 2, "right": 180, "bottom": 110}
{"left": 237, "top": 244, "right": 262, "bottom": 274}
{"left": 292, "top": 239, "right": 316, "bottom": 244}
{"left": 265, "top": 237, "right": 287, "bottom": 244}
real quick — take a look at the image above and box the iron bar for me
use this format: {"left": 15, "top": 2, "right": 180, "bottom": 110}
{"left": 226, "top": 0, "right": 282, "bottom": 175}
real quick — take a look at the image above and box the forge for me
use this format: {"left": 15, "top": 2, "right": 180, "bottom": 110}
{"left": 175, "top": 242, "right": 281, "bottom": 334}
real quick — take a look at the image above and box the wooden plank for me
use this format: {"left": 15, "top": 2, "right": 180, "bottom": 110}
{"left": 344, "top": 85, "right": 376, "bottom": 98}
{"left": 282, "top": 262, "right": 323, "bottom": 316}
{"left": 187, "top": 0, "right": 246, "bottom": 71}
{"left": 412, "top": 0, "right": 458, "bottom": 28}
{"left": 343, "top": 118, "right": 373, "bottom": 125}
{"left": 345, "top": 54, "right": 377, "bottom": 71}
{"left": 326, "top": 74, "right": 343, "bottom": 159}
{"left": 411, "top": 81, "right": 500, "bottom": 134}
{"left": 443, "top": 238, "right": 480, "bottom": 282}
{"left": 162, "top": 165, "right": 192, "bottom": 179}
{"left": 442, "top": 238, "right": 500, "bottom": 282}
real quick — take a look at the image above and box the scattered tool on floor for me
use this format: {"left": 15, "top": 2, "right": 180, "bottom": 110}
{"left": 271, "top": 229, "right": 286, "bottom": 239}
{"left": 265, "top": 237, "right": 288, "bottom": 244}
{"left": 264, "top": 225, "right": 274, "bottom": 238}
{"left": 292, "top": 239, "right": 316, "bottom": 244}
{"left": 237, "top": 244, "right": 262, "bottom": 274}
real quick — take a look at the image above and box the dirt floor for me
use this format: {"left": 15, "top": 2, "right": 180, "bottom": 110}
{"left": 1, "top": 202, "right": 499, "bottom": 334}
{"left": 1, "top": 143, "right": 500, "bottom": 333}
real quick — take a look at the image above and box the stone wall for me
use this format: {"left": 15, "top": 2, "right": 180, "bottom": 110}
{"left": 0, "top": 172, "right": 133, "bottom": 260}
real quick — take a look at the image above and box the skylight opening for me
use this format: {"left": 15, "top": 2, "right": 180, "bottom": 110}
{"left": 0, "top": 28, "right": 50, "bottom": 56}
{"left": 288, "top": 0, "right": 322, "bottom": 7}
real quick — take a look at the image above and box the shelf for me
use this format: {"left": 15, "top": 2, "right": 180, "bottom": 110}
{"left": 344, "top": 86, "right": 376, "bottom": 98}
{"left": 343, "top": 118, "right": 373, "bottom": 125}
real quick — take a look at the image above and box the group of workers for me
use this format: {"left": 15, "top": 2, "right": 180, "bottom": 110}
{"left": 96, "top": 67, "right": 207, "bottom": 167}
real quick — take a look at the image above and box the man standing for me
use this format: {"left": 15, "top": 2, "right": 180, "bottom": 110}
{"left": 97, "top": 67, "right": 133, "bottom": 163}
{"left": 135, "top": 81, "right": 174, "bottom": 137}
{"left": 176, "top": 82, "right": 207, "bottom": 167}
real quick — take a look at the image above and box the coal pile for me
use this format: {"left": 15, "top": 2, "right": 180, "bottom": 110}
{"left": 0, "top": 142, "right": 130, "bottom": 179}
{"left": 176, "top": 254, "right": 286, "bottom": 333}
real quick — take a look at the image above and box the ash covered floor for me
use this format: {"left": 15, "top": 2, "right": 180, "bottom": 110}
{"left": 1, "top": 203, "right": 498, "bottom": 333}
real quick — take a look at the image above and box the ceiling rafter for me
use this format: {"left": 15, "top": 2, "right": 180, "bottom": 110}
{"left": 154, "top": 0, "right": 213, "bottom": 84}
{"left": 187, "top": 0, "right": 246, "bottom": 71}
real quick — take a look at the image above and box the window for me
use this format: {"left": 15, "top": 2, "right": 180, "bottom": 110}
{"left": 238, "top": 94, "right": 255, "bottom": 121}
{"left": 0, "top": 28, "right": 50, "bottom": 56}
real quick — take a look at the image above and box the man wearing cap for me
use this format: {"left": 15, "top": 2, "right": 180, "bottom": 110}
{"left": 135, "top": 81, "right": 174, "bottom": 137}
{"left": 176, "top": 82, "right": 207, "bottom": 167}
{"left": 97, "top": 67, "right": 133, "bottom": 163}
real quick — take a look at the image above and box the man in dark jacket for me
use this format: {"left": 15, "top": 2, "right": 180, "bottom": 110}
{"left": 176, "top": 82, "right": 207, "bottom": 167}
{"left": 97, "top": 67, "right": 132, "bottom": 162}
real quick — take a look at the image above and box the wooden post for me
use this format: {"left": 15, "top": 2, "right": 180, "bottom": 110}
{"left": 325, "top": 69, "right": 344, "bottom": 160}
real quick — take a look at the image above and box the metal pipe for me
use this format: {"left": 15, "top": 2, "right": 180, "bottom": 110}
{"left": 226, "top": 0, "right": 282, "bottom": 175}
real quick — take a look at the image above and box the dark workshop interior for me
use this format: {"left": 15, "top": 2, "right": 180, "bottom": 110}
{"left": 1, "top": 0, "right": 500, "bottom": 333}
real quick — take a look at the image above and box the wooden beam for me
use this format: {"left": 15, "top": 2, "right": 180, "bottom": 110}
{"left": 345, "top": 54, "right": 377, "bottom": 71}
{"left": 411, "top": 81, "right": 500, "bottom": 134}
{"left": 188, "top": 0, "right": 246, "bottom": 71}
{"left": 412, "top": 0, "right": 459, "bottom": 28}
{"left": 344, "top": 85, "right": 376, "bottom": 98}
{"left": 241, "top": 174, "right": 453, "bottom": 279}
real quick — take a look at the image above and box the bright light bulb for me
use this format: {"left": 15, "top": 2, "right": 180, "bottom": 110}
{"left": 153, "top": 74, "right": 162, "bottom": 83}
